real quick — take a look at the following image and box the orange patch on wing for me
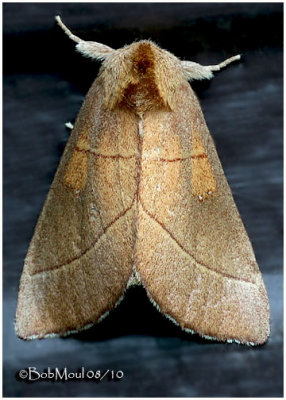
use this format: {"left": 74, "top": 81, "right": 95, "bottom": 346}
{"left": 191, "top": 133, "right": 217, "bottom": 201}
{"left": 63, "top": 129, "right": 90, "bottom": 191}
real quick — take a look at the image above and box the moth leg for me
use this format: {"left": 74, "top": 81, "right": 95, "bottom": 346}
{"left": 65, "top": 122, "right": 74, "bottom": 130}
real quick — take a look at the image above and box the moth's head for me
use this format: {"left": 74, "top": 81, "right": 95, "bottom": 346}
{"left": 77, "top": 39, "right": 186, "bottom": 112}
{"left": 56, "top": 16, "right": 241, "bottom": 113}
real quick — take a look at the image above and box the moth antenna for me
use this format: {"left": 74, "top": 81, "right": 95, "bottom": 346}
{"left": 55, "top": 16, "right": 83, "bottom": 44}
{"left": 55, "top": 15, "right": 114, "bottom": 60}
{"left": 208, "top": 54, "right": 241, "bottom": 72}
{"left": 182, "top": 54, "right": 241, "bottom": 81}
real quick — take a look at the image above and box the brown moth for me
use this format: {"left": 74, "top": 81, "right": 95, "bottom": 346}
{"left": 15, "top": 16, "right": 270, "bottom": 345}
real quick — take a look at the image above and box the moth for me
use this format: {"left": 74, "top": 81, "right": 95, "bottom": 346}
{"left": 15, "top": 16, "right": 270, "bottom": 345}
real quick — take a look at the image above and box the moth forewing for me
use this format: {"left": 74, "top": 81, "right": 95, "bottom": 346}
{"left": 15, "top": 17, "right": 269, "bottom": 345}
{"left": 135, "top": 84, "right": 269, "bottom": 345}
{"left": 15, "top": 74, "right": 138, "bottom": 339}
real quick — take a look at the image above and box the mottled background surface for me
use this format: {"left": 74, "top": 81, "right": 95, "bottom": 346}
{"left": 3, "top": 3, "right": 283, "bottom": 397}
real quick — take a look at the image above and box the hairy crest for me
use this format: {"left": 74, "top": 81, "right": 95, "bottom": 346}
{"left": 99, "top": 40, "right": 184, "bottom": 113}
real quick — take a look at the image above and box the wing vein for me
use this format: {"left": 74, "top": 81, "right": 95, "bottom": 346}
{"left": 30, "top": 196, "right": 136, "bottom": 277}
{"left": 139, "top": 199, "right": 255, "bottom": 285}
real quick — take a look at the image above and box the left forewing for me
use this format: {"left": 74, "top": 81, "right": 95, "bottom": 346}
{"left": 16, "top": 78, "right": 138, "bottom": 339}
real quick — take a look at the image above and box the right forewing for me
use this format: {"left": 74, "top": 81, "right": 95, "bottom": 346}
{"left": 135, "top": 82, "right": 270, "bottom": 345}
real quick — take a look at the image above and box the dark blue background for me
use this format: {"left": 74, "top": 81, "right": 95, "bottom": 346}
{"left": 3, "top": 3, "right": 283, "bottom": 397}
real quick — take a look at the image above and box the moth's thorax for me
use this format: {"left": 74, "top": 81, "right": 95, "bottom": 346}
{"left": 119, "top": 42, "right": 167, "bottom": 113}
{"left": 100, "top": 40, "right": 185, "bottom": 113}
